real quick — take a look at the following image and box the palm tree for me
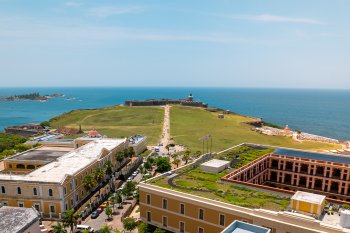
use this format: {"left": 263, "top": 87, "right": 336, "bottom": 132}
{"left": 172, "top": 158, "right": 181, "bottom": 168}
{"left": 104, "top": 160, "right": 114, "bottom": 177}
{"left": 82, "top": 175, "right": 96, "bottom": 203}
{"left": 62, "top": 208, "right": 78, "bottom": 233}
{"left": 165, "top": 144, "right": 170, "bottom": 154}
{"left": 50, "top": 222, "right": 67, "bottom": 233}
{"left": 182, "top": 150, "right": 191, "bottom": 164}
{"left": 93, "top": 167, "right": 105, "bottom": 194}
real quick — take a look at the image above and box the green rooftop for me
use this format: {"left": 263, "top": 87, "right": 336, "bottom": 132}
{"left": 148, "top": 145, "right": 290, "bottom": 211}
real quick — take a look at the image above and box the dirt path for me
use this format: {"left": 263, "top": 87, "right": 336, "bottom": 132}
{"left": 160, "top": 105, "right": 171, "bottom": 146}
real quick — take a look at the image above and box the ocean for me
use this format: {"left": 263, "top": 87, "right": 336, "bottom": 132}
{"left": 0, "top": 87, "right": 349, "bottom": 141}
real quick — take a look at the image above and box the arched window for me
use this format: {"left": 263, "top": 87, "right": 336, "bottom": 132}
{"left": 48, "top": 189, "right": 53, "bottom": 197}
{"left": 17, "top": 187, "right": 21, "bottom": 195}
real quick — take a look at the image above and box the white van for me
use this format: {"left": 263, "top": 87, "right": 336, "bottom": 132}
{"left": 75, "top": 225, "right": 94, "bottom": 233}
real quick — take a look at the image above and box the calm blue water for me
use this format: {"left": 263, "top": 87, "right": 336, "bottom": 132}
{"left": 0, "top": 87, "right": 349, "bottom": 141}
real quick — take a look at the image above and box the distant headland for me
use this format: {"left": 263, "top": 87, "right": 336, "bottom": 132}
{"left": 0, "top": 92, "right": 64, "bottom": 101}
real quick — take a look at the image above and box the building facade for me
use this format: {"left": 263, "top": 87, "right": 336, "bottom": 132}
{"left": 0, "top": 138, "right": 127, "bottom": 219}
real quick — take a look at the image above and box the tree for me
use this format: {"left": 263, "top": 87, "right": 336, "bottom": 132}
{"left": 81, "top": 230, "right": 90, "bottom": 233}
{"left": 147, "top": 157, "right": 155, "bottom": 165}
{"left": 165, "top": 144, "right": 170, "bottom": 154}
{"left": 122, "top": 181, "right": 136, "bottom": 197}
{"left": 171, "top": 153, "right": 179, "bottom": 160}
{"left": 156, "top": 157, "right": 171, "bottom": 172}
{"left": 172, "top": 158, "right": 181, "bottom": 168}
{"left": 114, "top": 230, "right": 122, "bottom": 233}
{"left": 82, "top": 175, "right": 96, "bottom": 203}
{"left": 50, "top": 222, "right": 67, "bottom": 233}
{"left": 144, "top": 161, "right": 152, "bottom": 170}
{"left": 126, "top": 147, "right": 134, "bottom": 157}
{"left": 138, "top": 222, "right": 148, "bottom": 233}
{"left": 40, "top": 121, "right": 50, "bottom": 128}
{"left": 194, "top": 150, "right": 202, "bottom": 158}
{"left": 154, "top": 228, "right": 166, "bottom": 233}
{"left": 115, "top": 151, "right": 124, "bottom": 163}
{"left": 93, "top": 167, "right": 105, "bottom": 193}
{"left": 182, "top": 150, "right": 191, "bottom": 164}
{"left": 116, "top": 193, "right": 123, "bottom": 208}
{"left": 62, "top": 208, "right": 79, "bottom": 233}
{"left": 104, "top": 160, "right": 114, "bottom": 177}
{"left": 99, "top": 224, "right": 112, "bottom": 233}
{"left": 123, "top": 217, "right": 137, "bottom": 232}
{"left": 105, "top": 205, "right": 113, "bottom": 220}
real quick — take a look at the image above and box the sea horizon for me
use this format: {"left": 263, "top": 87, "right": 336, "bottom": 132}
{"left": 0, "top": 87, "right": 349, "bottom": 141}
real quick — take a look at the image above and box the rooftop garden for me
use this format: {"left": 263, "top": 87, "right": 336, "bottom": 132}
{"left": 216, "top": 145, "right": 274, "bottom": 168}
{"left": 149, "top": 145, "right": 290, "bottom": 211}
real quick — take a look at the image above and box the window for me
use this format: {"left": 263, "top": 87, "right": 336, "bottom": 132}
{"left": 147, "top": 211, "right": 152, "bottom": 222}
{"left": 198, "top": 208, "right": 204, "bottom": 220}
{"left": 146, "top": 194, "right": 151, "bottom": 204}
{"left": 180, "top": 203, "right": 185, "bottom": 214}
{"left": 71, "top": 199, "right": 74, "bottom": 206}
{"left": 48, "top": 189, "right": 53, "bottom": 197}
{"left": 1, "top": 186, "right": 5, "bottom": 194}
{"left": 219, "top": 214, "right": 225, "bottom": 226}
{"left": 162, "top": 199, "right": 168, "bottom": 209}
{"left": 63, "top": 187, "right": 67, "bottom": 195}
{"left": 76, "top": 194, "right": 79, "bottom": 202}
{"left": 198, "top": 227, "right": 204, "bottom": 233}
{"left": 75, "top": 178, "right": 78, "bottom": 187}
{"left": 69, "top": 182, "right": 73, "bottom": 190}
{"left": 65, "top": 203, "right": 68, "bottom": 210}
{"left": 81, "top": 190, "right": 84, "bottom": 196}
{"left": 2, "top": 202, "right": 8, "bottom": 206}
{"left": 34, "top": 204, "right": 40, "bottom": 211}
{"left": 17, "top": 187, "right": 21, "bottom": 195}
{"left": 33, "top": 187, "right": 38, "bottom": 196}
{"left": 18, "top": 202, "right": 24, "bottom": 207}
{"left": 179, "top": 221, "right": 185, "bottom": 233}
{"left": 50, "top": 205, "right": 55, "bottom": 213}
{"left": 162, "top": 216, "right": 168, "bottom": 227}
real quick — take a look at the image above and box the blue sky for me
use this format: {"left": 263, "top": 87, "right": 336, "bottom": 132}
{"left": 0, "top": 0, "right": 349, "bottom": 88}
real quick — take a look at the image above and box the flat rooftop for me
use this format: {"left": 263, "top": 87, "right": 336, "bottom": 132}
{"left": 0, "top": 206, "right": 39, "bottom": 233}
{"left": 4, "top": 146, "right": 72, "bottom": 162}
{"left": 221, "top": 220, "right": 271, "bottom": 233}
{"left": 201, "top": 159, "right": 230, "bottom": 168}
{"left": 149, "top": 145, "right": 290, "bottom": 211}
{"left": 274, "top": 148, "right": 350, "bottom": 164}
{"left": 0, "top": 138, "right": 126, "bottom": 183}
{"left": 291, "top": 191, "right": 326, "bottom": 205}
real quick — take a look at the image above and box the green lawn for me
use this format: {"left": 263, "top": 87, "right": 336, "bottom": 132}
{"left": 50, "top": 106, "right": 164, "bottom": 144}
{"left": 170, "top": 105, "right": 340, "bottom": 152}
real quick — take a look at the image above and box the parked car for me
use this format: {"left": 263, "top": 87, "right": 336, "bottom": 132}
{"left": 96, "top": 207, "right": 103, "bottom": 214}
{"left": 91, "top": 211, "right": 99, "bottom": 219}
{"left": 75, "top": 225, "right": 94, "bottom": 233}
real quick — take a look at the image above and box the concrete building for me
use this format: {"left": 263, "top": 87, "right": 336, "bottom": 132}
{"left": 200, "top": 159, "right": 230, "bottom": 174}
{"left": 139, "top": 144, "right": 350, "bottom": 233}
{"left": 223, "top": 148, "right": 350, "bottom": 203}
{"left": 291, "top": 191, "right": 326, "bottom": 217}
{"left": 0, "top": 138, "right": 127, "bottom": 219}
{"left": 0, "top": 206, "right": 40, "bottom": 233}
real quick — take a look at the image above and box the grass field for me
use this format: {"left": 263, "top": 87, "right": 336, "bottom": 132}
{"left": 50, "top": 106, "right": 164, "bottom": 144}
{"left": 170, "top": 105, "right": 340, "bottom": 152}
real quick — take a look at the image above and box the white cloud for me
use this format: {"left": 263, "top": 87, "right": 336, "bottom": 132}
{"left": 217, "top": 13, "right": 322, "bottom": 25}
{"left": 86, "top": 6, "right": 144, "bottom": 18}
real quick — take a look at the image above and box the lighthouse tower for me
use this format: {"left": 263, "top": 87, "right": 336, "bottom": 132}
{"left": 187, "top": 93, "right": 193, "bottom": 101}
